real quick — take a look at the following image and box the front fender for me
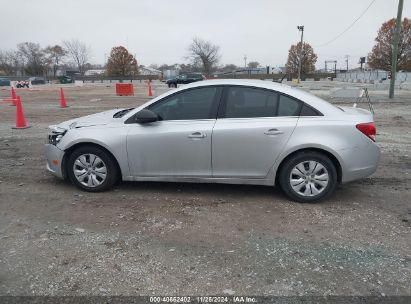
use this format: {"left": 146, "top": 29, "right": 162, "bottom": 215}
{"left": 57, "top": 126, "right": 131, "bottom": 178}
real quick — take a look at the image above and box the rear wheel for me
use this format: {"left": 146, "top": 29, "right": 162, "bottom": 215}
{"left": 279, "top": 151, "right": 337, "bottom": 203}
{"left": 67, "top": 146, "right": 119, "bottom": 192}
{"left": 169, "top": 83, "right": 177, "bottom": 88}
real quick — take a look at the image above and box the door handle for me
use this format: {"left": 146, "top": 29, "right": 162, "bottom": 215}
{"left": 188, "top": 132, "right": 206, "bottom": 139}
{"left": 264, "top": 128, "right": 284, "bottom": 135}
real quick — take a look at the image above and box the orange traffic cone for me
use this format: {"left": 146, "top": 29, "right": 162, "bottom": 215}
{"left": 12, "top": 96, "right": 29, "bottom": 129}
{"left": 11, "top": 87, "right": 17, "bottom": 106}
{"left": 147, "top": 80, "right": 153, "bottom": 97}
{"left": 60, "top": 88, "right": 67, "bottom": 108}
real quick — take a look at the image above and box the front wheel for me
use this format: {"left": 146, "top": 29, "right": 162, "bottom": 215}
{"left": 279, "top": 151, "right": 337, "bottom": 203}
{"left": 168, "top": 83, "right": 177, "bottom": 88}
{"left": 67, "top": 146, "right": 119, "bottom": 192}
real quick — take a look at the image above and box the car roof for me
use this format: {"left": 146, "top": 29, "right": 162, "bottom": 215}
{"left": 128, "top": 79, "right": 341, "bottom": 118}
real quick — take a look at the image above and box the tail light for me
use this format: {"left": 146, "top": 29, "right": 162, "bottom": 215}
{"left": 356, "top": 122, "right": 376, "bottom": 141}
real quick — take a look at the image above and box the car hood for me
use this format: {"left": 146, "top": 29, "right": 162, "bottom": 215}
{"left": 50, "top": 108, "right": 126, "bottom": 131}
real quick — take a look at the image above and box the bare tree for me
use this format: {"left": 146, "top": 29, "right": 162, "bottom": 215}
{"left": 188, "top": 37, "right": 220, "bottom": 76}
{"left": 17, "top": 42, "right": 47, "bottom": 76}
{"left": 63, "top": 39, "right": 91, "bottom": 76}
{"left": 0, "top": 50, "right": 20, "bottom": 75}
{"left": 247, "top": 61, "right": 260, "bottom": 69}
{"left": 44, "top": 45, "right": 66, "bottom": 77}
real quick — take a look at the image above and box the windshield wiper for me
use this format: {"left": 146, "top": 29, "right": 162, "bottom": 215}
{"left": 113, "top": 108, "right": 134, "bottom": 118}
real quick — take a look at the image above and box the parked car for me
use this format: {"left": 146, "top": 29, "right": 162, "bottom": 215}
{"left": 28, "top": 77, "right": 46, "bottom": 85}
{"left": 15, "top": 80, "right": 29, "bottom": 88}
{"left": 45, "top": 79, "right": 380, "bottom": 203}
{"left": 58, "top": 76, "right": 74, "bottom": 84}
{"left": 0, "top": 78, "right": 10, "bottom": 86}
{"left": 166, "top": 73, "right": 205, "bottom": 88}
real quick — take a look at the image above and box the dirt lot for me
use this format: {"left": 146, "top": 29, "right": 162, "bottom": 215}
{"left": 0, "top": 82, "right": 410, "bottom": 296}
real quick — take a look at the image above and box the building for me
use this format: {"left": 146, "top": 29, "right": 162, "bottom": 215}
{"left": 84, "top": 69, "right": 106, "bottom": 76}
{"left": 139, "top": 66, "right": 162, "bottom": 76}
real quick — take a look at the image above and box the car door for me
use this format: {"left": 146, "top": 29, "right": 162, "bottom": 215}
{"left": 212, "top": 86, "right": 300, "bottom": 178}
{"left": 187, "top": 74, "right": 199, "bottom": 84}
{"left": 178, "top": 74, "right": 189, "bottom": 84}
{"left": 127, "top": 86, "right": 222, "bottom": 177}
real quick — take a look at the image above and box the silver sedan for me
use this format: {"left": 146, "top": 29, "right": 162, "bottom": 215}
{"left": 45, "top": 79, "right": 380, "bottom": 203}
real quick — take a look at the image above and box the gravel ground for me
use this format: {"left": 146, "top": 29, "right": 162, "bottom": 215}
{"left": 0, "top": 82, "right": 410, "bottom": 296}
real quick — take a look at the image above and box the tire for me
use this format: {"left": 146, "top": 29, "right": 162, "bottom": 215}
{"left": 169, "top": 83, "right": 177, "bottom": 88}
{"left": 67, "top": 145, "right": 119, "bottom": 192}
{"left": 279, "top": 151, "right": 337, "bottom": 203}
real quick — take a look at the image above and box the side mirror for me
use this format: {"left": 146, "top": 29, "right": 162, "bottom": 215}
{"left": 132, "top": 109, "right": 158, "bottom": 124}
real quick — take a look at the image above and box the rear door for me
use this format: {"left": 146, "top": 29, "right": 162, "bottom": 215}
{"left": 212, "top": 86, "right": 300, "bottom": 178}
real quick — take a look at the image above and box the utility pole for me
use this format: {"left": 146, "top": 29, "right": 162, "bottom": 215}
{"left": 345, "top": 55, "right": 349, "bottom": 71}
{"left": 297, "top": 25, "right": 304, "bottom": 83}
{"left": 244, "top": 55, "right": 247, "bottom": 68}
{"left": 389, "top": 0, "right": 404, "bottom": 99}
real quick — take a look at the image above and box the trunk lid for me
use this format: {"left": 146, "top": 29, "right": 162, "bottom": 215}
{"left": 338, "top": 106, "right": 374, "bottom": 123}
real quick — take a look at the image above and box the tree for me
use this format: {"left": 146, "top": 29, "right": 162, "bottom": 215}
{"left": 218, "top": 64, "right": 239, "bottom": 73}
{"left": 44, "top": 45, "right": 66, "bottom": 77}
{"left": 188, "top": 37, "right": 220, "bottom": 76}
{"left": 158, "top": 63, "right": 178, "bottom": 71}
{"left": 285, "top": 42, "right": 317, "bottom": 74}
{"left": 63, "top": 39, "right": 91, "bottom": 76}
{"left": 17, "top": 42, "right": 47, "bottom": 76}
{"left": 368, "top": 18, "right": 411, "bottom": 71}
{"left": 106, "top": 46, "right": 138, "bottom": 76}
{"left": 247, "top": 61, "right": 260, "bottom": 69}
{"left": 0, "top": 50, "right": 20, "bottom": 75}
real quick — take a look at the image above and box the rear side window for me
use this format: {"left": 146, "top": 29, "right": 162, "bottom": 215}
{"left": 277, "top": 94, "right": 302, "bottom": 116}
{"left": 222, "top": 87, "right": 279, "bottom": 118}
{"left": 300, "top": 104, "right": 322, "bottom": 116}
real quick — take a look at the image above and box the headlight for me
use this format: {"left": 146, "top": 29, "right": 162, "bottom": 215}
{"left": 48, "top": 126, "right": 67, "bottom": 145}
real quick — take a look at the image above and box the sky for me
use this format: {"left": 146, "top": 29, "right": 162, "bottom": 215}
{"left": 1, "top": 0, "right": 410, "bottom": 70}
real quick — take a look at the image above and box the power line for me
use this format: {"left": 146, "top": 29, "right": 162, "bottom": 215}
{"left": 314, "top": 0, "right": 377, "bottom": 47}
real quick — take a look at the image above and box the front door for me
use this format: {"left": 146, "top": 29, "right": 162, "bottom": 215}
{"left": 127, "top": 86, "right": 221, "bottom": 177}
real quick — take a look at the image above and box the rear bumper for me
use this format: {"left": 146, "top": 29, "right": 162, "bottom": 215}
{"left": 45, "top": 144, "right": 65, "bottom": 179}
{"left": 339, "top": 142, "right": 381, "bottom": 183}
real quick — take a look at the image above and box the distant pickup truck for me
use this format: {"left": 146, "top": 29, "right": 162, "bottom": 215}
{"left": 165, "top": 73, "right": 205, "bottom": 88}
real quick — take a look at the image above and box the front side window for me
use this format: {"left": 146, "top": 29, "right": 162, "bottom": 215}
{"left": 149, "top": 87, "right": 219, "bottom": 121}
{"left": 222, "top": 86, "right": 279, "bottom": 118}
